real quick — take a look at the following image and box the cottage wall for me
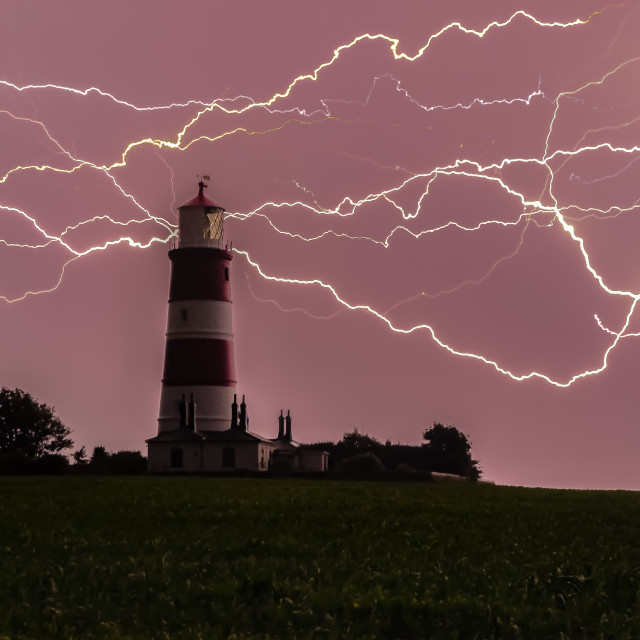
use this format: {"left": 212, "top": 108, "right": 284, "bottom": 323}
{"left": 147, "top": 443, "right": 202, "bottom": 472}
{"left": 299, "top": 450, "right": 329, "bottom": 471}
{"left": 202, "top": 442, "right": 276, "bottom": 472}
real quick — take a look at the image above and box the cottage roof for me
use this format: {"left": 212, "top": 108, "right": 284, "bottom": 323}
{"left": 146, "top": 428, "right": 205, "bottom": 443}
{"left": 270, "top": 438, "right": 301, "bottom": 449}
{"left": 199, "top": 427, "right": 273, "bottom": 444}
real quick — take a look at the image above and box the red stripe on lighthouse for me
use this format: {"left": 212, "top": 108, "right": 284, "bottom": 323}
{"left": 162, "top": 338, "right": 236, "bottom": 386}
{"left": 168, "top": 247, "right": 233, "bottom": 302}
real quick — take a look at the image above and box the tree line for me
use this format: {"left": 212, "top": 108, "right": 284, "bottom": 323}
{"left": 307, "top": 424, "right": 481, "bottom": 481}
{"left": 0, "top": 387, "right": 145, "bottom": 474}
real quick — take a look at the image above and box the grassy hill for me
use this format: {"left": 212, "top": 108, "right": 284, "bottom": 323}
{"left": 0, "top": 477, "right": 638, "bottom": 639}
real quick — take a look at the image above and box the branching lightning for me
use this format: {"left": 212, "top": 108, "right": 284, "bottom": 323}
{"left": 1, "top": 4, "right": 637, "bottom": 386}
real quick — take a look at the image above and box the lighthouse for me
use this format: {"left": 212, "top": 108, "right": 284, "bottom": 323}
{"left": 147, "top": 180, "right": 329, "bottom": 473}
{"left": 157, "top": 180, "right": 236, "bottom": 434}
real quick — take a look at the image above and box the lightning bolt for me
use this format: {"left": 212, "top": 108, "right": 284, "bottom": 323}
{"left": 1, "top": 4, "right": 635, "bottom": 386}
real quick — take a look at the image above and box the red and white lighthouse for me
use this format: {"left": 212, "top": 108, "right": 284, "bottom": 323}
{"left": 157, "top": 180, "right": 236, "bottom": 433}
{"left": 147, "top": 180, "right": 329, "bottom": 473}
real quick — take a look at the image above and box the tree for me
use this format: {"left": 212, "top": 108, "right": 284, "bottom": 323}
{"left": 72, "top": 445, "right": 88, "bottom": 465}
{"left": 89, "top": 446, "right": 109, "bottom": 472}
{"left": 0, "top": 387, "right": 73, "bottom": 459}
{"left": 90, "top": 446, "right": 108, "bottom": 464}
{"left": 422, "top": 422, "right": 481, "bottom": 481}
{"left": 108, "top": 450, "right": 146, "bottom": 474}
{"left": 339, "top": 428, "right": 381, "bottom": 457}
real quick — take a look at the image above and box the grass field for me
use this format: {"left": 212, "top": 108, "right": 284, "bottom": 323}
{"left": 0, "top": 477, "right": 639, "bottom": 639}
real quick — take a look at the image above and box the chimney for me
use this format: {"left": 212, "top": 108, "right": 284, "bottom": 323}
{"left": 188, "top": 394, "right": 196, "bottom": 431}
{"left": 285, "top": 410, "right": 292, "bottom": 441}
{"left": 278, "top": 410, "right": 285, "bottom": 439}
{"left": 179, "top": 394, "right": 187, "bottom": 429}
{"left": 239, "top": 395, "right": 247, "bottom": 431}
{"left": 230, "top": 394, "right": 238, "bottom": 429}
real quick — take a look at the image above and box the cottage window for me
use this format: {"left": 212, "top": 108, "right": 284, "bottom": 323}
{"left": 222, "top": 447, "right": 236, "bottom": 468}
{"left": 170, "top": 448, "right": 183, "bottom": 468}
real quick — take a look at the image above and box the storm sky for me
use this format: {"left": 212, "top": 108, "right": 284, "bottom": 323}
{"left": 1, "top": 0, "right": 639, "bottom": 488}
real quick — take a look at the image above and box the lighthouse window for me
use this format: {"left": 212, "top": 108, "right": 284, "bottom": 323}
{"left": 222, "top": 447, "right": 236, "bottom": 468}
{"left": 181, "top": 308, "right": 188, "bottom": 322}
{"left": 224, "top": 267, "right": 229, "bottom": 281}
{"left": 170, "top": 448, "right": 183, "bottom": 468}
{"left": 204, "top": 210, "right": 223, "bottom": 239}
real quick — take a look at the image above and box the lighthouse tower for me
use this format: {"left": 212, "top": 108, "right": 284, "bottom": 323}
{"left": 157, "top": 180, "right": 236, "bottom": 434}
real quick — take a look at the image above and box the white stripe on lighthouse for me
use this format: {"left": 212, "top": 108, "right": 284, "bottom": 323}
{"left": 158, "top": 385, "right": 236, "bottom": 432}
{"left": 166, "top": 300, "right": 233, "bottom": 340}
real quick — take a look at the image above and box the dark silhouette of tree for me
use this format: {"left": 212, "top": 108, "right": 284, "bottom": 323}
{"left": 107, "top": 450, "right": 146, "bottom": 474}
{"left": 72, "top": 445, "right": 88, "bottom": 465}
{"left": 378, "top": 443, "right": 429, "bottom": 472}
{"left": 89, "top": 446, "right": 109, "bottom": 472}
{"left": 304, "top": 430, "right": 382, "bottom": 470}
{"left": 0, "top": 387, "right": 73, "bottom": 459}
{"left": 308, "top": 431, "right": 431, "bottom": 472}
{"left": 422, "top": 422, "right": 481, "bottom": 480}
{"left": 339, "top": 428, "right": 381, "bottom": 457}
{"left": 90, "top": 446, "right": 108, "bottom": 464}
{"left": 84, "top": 446, "right": 146, "bottom": 474}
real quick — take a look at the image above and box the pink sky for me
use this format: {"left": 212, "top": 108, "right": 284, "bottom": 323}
{"left": 1, "top": 0, "right": 639, "bottom": 488}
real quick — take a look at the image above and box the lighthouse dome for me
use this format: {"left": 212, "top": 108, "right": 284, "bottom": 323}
{"left": 179, "top": 181, "right": 224, "bottom": 210}
{"left": 177, "top": 181, "right": 226, "bottom": 249}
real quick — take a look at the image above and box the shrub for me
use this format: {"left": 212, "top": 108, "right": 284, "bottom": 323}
{"left": 0, "top": 451, "right": 33, "bottom": 474}
{"left": 0, "top": 452, "right": 70, "bottom": 474}
{"left": 108, "top": 450, "right": 147, "bottom": 474}
{"left": 33, "top": 453, "right": 70, "bottom": 474}
{"left": 340, "top": 452, "right": 384, "bottom": 478}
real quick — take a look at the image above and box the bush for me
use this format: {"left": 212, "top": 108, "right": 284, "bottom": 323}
{"left": 81, "top": 447, "right": 148, "bottom": 474}
{"left": 0, "top": 451, "right": 33, "bottom": 474}
{"left": 0, "top": 452, "right": 70, "bottom": 474}
{"left": 108, "top": 451, "right": 147, "bottom": 474}
{"left": 396, "top": 462, "right": 417, "bottom": 474}
{"left": 340, "top": 452, "right": 384, "bottom": 478}
{"left": 33, "top": 453, "right": 70, "bottom": 474}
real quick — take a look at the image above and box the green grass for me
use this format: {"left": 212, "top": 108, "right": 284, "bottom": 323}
{"left": 0, "top": 478, "right": 639, "bottom": 639}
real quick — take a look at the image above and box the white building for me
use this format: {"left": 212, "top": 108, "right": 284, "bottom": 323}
{"left": 148, "top": 397, "right": 328, "bottom": 472}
